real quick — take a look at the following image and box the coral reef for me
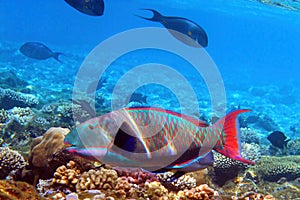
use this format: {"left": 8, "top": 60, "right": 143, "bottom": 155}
{"left": 177, "top": 184, "right": 220, "bottom": 200}
{"left": 56, "top": 101, "right": 91, "bottom": 123}
{"left": 286, "top": 138, "right": 300, "bottom": 155}
{"left": 232, "top": 192, "right": 274, "bottom": 200}
{"left": 0, "top": 88, "right": 39, "bottom": 109}
{"left": 157, "top": 171, "right": 197, "bottom": 191}
{"left": 143, "top": 181, "right": 169, "bottom": 199}
{"left": 0, "top": 147, "right": 27, "bottom": 179}
{"left": 211, "top": 143, "right": 261, "bottom": 186}
{"left": 113, "top": 167, "right": 158, "bottom": 187}
{"left": 254, "top": 156, "right": 300, "bottom": 182}
{"left": 0, "top": 180, "right": 43, "bottom": 200}
{"left": 0, "top": 108, "right": 9, "bottom": 123}
{"left": 75, "top": 168, "right": 118, "bottom": 192}
{"left": 28, "top": 127, "right": 70, "bottom": 184}
{"left": 53, "top": 161, "right": 81, "bottom": 191}
{"left": 240, "top": 127, "right": 261, "bottom": 144}
{"left": 10, "top": 107, "right": 34, "bottom": 125}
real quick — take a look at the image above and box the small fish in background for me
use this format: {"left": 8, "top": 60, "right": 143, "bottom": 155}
{"left": 64, "top": 0, "right": 104, "bottom": 16}
{"left": 20, "top": 42, "right": 62, "bottom": 62}
{"left": 136, "top": 9, "right": 208, "bottom": 47}
{"left": 267, "top": 131, "right": 291, "bottom": 149}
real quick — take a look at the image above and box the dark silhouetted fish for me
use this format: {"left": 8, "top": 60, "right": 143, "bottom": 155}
{"left": 267, "top": 131, "right": 291, "bottom": 149}
{"left": 64, "top": 0, "right": 104, "bottom": 16}
{"left": 20, "top": 42, "right": 62, "bottom": 62}
{"left": 136, "top": 9, "right": 208, "bottom": 47}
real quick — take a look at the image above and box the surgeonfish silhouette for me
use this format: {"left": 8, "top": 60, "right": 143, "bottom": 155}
{"left": 64, "top": 0, "right": 104, "bottom": 16}
{"left": 267, "top": 131, "right": 291, "bottom": 149}
{"left": 64, "top": 107, "right": 254, "bottom": 179}
{"left": 136, "top": 9, "right": 208, "bottom": 47}
{"left": 20, "top": 42, "right": 62, "bottom": 62}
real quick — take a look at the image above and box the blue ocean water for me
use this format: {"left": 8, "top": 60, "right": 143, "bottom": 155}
{"left": 1, "top": 0, "right": 300, "bottom": 141}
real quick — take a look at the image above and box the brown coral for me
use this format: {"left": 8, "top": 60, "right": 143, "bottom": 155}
{"left": 177, "top": 184, "right": 220, "bottom": 200}
{"left": 0, "top": 147, "right": 27, "bottom": 179}
{"left": 28, "top": 127, "right": 69, "bottom": 184}
{"left": 52, "top": 160, "right": 81, "bottom": 190}
{"left": 76, "top": 168, "right": 118, "bottom": 192}
{"left": 0, "top": 180, "right": 43, "bottom": 200}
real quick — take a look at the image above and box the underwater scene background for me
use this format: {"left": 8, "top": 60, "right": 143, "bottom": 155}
{"left": 0, "top": 0, "right": 300, "bottom": 199}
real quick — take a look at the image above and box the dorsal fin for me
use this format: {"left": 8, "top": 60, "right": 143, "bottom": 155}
{"left": 125, "top": 107, "right": 209, "bottom": 127}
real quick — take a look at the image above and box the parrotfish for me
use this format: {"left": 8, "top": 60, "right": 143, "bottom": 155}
{"left": 136, "top": 9, "right": 208, "bottom": 47}
{"left": 64, "top": 0, "right": 104, "bottom": 16}
{"left": 20, "top": 42, "right": 62, "bottom": 62}
{"left": 64, "top": 107, "right": 254, "bottom": 178}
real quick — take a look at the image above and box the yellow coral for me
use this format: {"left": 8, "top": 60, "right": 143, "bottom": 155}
{"left": 144, "top": 181, "right": 169, "bottom": 199}
{"left": 53, "top": 160, "right": 81, "bottom": 190}
{"left": 76, "top": 168, "right": 118, "bottom": 192}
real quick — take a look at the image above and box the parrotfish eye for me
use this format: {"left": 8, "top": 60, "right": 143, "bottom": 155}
{"left": 188, "top": 31, "right": 192, "bottom": 36}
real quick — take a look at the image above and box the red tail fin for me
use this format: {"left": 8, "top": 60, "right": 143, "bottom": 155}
{"left": 215, "top": 109, "right": 255, "bottom": 165}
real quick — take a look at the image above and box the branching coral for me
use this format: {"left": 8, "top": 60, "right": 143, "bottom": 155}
{"left": 11, "top": 107, "right": 34, "bottom": 125}
{"left": 0, "top": 147, "right": 27, "bottom": 179}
